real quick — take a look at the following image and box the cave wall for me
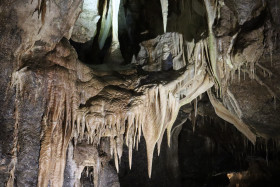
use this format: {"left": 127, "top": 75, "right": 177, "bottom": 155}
{"left": 0, "top": 0, "right": 82, "bottom": 186}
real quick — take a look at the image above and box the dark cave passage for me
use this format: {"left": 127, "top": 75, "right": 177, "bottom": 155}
{"left": 116, "top": 100, "right": 280, "bottom": 187}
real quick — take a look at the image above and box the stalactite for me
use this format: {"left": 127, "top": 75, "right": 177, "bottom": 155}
{"left": 194, "top": 98, "right": 198, "bottom": 117}
{"left": 38, "top": 84, "right": 76, "bottom": 187}
{"left": 34, "top": 0, "right": 47, "bottom": 24}
{"left": 207, "top": 89, "right": 256, "bottom": 144}
{"left": 27, "top": 41, "right": 80, "bottom": 187}
{"left": 111, "top": 0, "right": 121, "bottom": 50}
{"left": 256, "top": 63, "right": 273, "bottom": 78}
{"left": 265, "top": 139, "right": 269, "bottom": 166}
{"left": 160, "top": 0, "right": 168, "bottom": 33}
{"left": 114, "top": 138, "right": 119, "bottom": 173}
{"left": 98, "top": 0, "right": 112, "bottom": 49}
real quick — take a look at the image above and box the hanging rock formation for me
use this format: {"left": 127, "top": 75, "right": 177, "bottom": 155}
{"left": 98, "top": 0, "right": 113, "bottom": 49}
{"left": 71, "top": 0, "right": 100, "bottom": 43}
{"left": 160, "top": 0, "right": 169, "bottom": 33}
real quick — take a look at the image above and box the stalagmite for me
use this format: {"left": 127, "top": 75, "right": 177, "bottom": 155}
{"left": 111, "top": 0, "right": 121, "bottom": 51}
{"left": 72, "top": 33, "right": 218, "bottom": 178}
{"left": 227, "top": 89, "right": 242, "bottom": 119}
{"left": 6, "top": 25, "right": 270, "bottom": 185}
{"left": 160, "top": 0, "right": 168, "bottom": 33}
{"left": 128, "top": 137, "right": 133, "bottom": 169}
{"left": 114, "top": 140, "right": 119, "bottom": 173}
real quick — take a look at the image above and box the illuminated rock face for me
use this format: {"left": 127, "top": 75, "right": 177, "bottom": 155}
{"left": 98, "top": 0, "right": 112, "bottom": 50}
{"left": 160, "top": 0, "right": 168, "bottom": 33}
{"left": 71, "top": 0, "right": 100, "bottom": 43}
{"left": 0, "top": 0, "right": 280, "bottom": 186}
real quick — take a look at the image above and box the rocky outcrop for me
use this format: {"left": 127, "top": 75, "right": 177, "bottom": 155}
{"left": 71, "top": 0, "right": 100, "bottom": 43}
{"left": 0, "top": 0, "right": 82, "bottom": 186}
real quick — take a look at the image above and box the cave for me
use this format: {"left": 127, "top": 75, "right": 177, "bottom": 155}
{"left": 0, "top": 0, "right": 280, "bottom": 186}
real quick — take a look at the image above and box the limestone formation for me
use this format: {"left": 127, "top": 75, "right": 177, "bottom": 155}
{"left": 160, "top": 0, "right": 168, "bottom": 33}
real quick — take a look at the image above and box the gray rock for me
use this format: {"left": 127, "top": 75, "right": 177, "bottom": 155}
{"left": 71, "top": 0, "right": 100, "bottom": 43}
{"left": 225, "top": 0, "right": 264, "bottom": 25}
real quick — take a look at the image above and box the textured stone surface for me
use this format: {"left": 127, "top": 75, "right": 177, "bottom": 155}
{"left": 71, "top": 0, "right": 100, "bottom": 43}
{"left": 0, "top": 0, "right": 82, "bottom": 186}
